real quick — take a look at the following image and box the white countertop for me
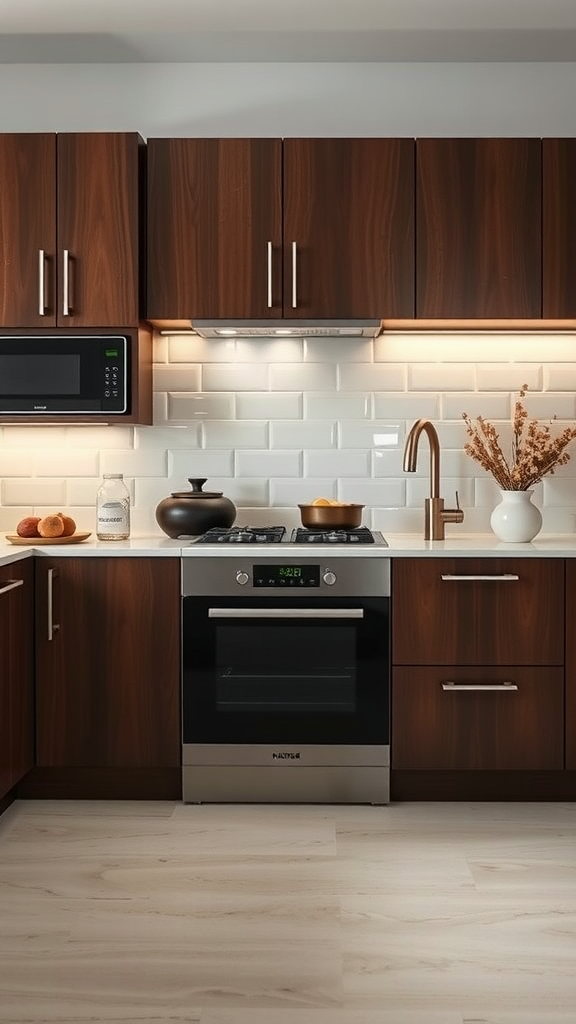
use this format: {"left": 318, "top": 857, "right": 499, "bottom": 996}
{"left": 4, "top": 531, "right": 576, "bottom": 567}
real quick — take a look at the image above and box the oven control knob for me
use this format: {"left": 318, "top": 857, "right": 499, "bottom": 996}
{"left": 235, "top": 569, "right": 250, "bottom": 586}
{"left": 322, "top": 569, "right": 337, "bottom": 586}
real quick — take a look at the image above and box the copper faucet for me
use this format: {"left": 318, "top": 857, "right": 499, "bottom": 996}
{"left": 403, "top": 419, "right": 464, "bottom": 540}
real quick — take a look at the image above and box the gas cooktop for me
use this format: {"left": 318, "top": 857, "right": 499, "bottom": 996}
{"left": 191, "top": 526, "right": 388, "bottom": 546}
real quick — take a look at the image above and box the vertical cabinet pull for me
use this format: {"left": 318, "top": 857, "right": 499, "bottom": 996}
{"left": 47, "top": 567, "right": 60, "bottom": 641}
{"left": 38, "top": 249, "right": 48, "bottom": 315}
{"left": 291, "top": 241, "right": 298, "bottom": 308}
{"left": 267, "top": 241, "right": 273, "bottom": 308}
{"left": 62, "top": 249, "right": 71, "bottom": 316}
{"left": 0, "top": 579, "right": 24, "bottom": 596}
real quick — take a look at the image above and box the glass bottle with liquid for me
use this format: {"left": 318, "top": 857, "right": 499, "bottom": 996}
{"left": 96, "top": 473, "right": 130, "bottom": 540}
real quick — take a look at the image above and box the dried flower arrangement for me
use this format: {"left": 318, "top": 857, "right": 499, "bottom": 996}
{"left": 462, "top": 386, "right": 576, "bottom": 490}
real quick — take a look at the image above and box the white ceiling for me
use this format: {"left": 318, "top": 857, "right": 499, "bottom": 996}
{"left": 2, "top": 0, "right": 576, "bottom": 64}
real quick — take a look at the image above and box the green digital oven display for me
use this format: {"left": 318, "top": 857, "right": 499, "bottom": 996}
{"left": 105, "top": 348, "right": 119, "bottom": 357}
{"left": 254, "top": 565, "right": 320, "bottom": 588}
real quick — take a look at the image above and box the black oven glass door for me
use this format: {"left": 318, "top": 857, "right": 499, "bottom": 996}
{"left": 182, "top": 596, "right": 389, "bottom": 745}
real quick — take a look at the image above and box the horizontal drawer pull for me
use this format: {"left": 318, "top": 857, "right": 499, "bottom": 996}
{"left": 0, "top": 578, "right": 24, "bottom": 596}
{"left": 440, "top": 574, "right": 520, "bottom": 582}
{"left": 209, "top": 608, "right": 364, "bottom": 619}
{"left": 442, "top": 681, "right": 519, "bottom": 692}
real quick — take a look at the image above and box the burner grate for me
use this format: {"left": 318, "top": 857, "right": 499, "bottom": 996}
{"left": 291, "top": 527, "right": 376, "bottom": 545}
{"left": 194, "top": 526, "right": 286, "bottom": 544}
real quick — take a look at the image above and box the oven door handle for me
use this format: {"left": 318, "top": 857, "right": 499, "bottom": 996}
{"left": 208, "top": 608, "right": 364, "bottom": 619}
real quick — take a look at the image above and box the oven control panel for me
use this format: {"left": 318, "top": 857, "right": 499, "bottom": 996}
{"left": 253, "top": 564, "right": 320, "bottom": 588}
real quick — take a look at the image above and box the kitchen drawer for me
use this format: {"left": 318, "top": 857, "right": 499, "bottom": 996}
{"left": 392, "top": 557, "right": 564, "bottom": 666}
{"left": 392, "top": 665, "right": 564, "bottom": 770}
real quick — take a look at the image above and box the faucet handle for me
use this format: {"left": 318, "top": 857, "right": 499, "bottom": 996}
{"left": 442, "top": 490, "right": 464, "bottom": 525}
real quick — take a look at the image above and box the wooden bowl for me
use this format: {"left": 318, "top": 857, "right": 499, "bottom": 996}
{"left": 298, "top": 503, "right": 364, "bottom": 529}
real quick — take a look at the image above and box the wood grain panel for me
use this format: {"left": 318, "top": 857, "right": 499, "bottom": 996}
{"left": 35, "top": 558, "right": 181, "bottom": 768}
{"left": 392, "top": 665, "right": 564, "bottom": 770}
{"left": 0, "top": 559, "right": 34, "bottom": 798}
{"left": 57, "top": 133, "right": 142, "bottom": 326}
{"left": 392, "top": 557, "right": 564, "bottom": 666}
{"left": 416, "top": 138, "right": 541, "bottom": 318}
{"left": 147, "top": 138, "right": 283, "bottom": 319}
{"left": 0, "top": 134, "right": 56, "bottom": 326}
{"left": 283, "top": 138, "right": 415, "bottom": 318}
{"left": 543, "top": 138, "right": 576, "bottom": 318}
{"left": 565, "top": 560, "right": 576, "bottom": 768}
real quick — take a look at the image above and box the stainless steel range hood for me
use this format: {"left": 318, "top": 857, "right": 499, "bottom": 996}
{"left": 190, "top": 319, "right": 383, "bottom": 339}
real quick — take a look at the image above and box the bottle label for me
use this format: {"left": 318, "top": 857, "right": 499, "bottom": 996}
{"left": 97, "top": 500, "right": 130, "bottom": 536}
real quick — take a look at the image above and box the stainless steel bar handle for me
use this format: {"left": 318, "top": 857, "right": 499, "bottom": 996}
{"left": 47, "top": 568, "right": 60, "bottom": 641}
{"left": 440, "top": 574, "right": 520, "bottom": 582}
{"left": 38, "top": 249, "right": 47, "bottom": 315}
{"left": 291, "top": 241, "right": 297, "bottom": 308}
{"left": 0, "top": 579, "right": 24, "bottom": 596}
{"left": 209, "top": 608, "right": 364, "bottom": 619}
{"left": 442, "top": 681, "right": 519, "bottom": 691}
{"left": 62, "top": 249, "right": 71, "bottom": 316}
{"left": 267, "top": 241, "right": 273, "bottom": 308}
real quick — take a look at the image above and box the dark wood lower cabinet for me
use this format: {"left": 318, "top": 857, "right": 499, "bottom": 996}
{"left": 33, "top": 557, "right": 181, "bottom": 772}
{"left": 0, "top": 559, "right": 34, "bottom": 801}
{"left": 392, "top": 666, "right": 564, "bottom": 771}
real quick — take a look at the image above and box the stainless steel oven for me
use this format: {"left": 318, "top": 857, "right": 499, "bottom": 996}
{"left": 181, "top": 553, "right": 390, "bottom": 804}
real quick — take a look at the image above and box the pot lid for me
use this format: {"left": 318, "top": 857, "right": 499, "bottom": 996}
{"left": 170, "top": 477, "right": 225, "bottom": 499}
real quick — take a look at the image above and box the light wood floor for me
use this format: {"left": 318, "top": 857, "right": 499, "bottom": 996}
{"left": 0, "top": 799, "right": 575, "bottom": 1023}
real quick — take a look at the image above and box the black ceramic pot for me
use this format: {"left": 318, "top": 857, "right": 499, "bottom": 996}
{"left": 155, "top": 478, "right": 237, "bottom": 538}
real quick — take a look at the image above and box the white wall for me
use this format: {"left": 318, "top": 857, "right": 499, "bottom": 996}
{"left": 2, "top": 62, "right": 576, "bottom": 137}
{"left": 1, "top": 61, "right": 576, "bottom": 537}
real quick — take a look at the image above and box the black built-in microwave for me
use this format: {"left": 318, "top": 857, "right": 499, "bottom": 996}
{"left": 0, "top": 334, "right": 129, "bottom": 415}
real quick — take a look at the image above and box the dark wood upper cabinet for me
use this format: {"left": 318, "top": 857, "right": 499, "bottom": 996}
{"left": 0, "top": 132, "right": 144, "bottom": 328}
{"left": 146, "top": 137, "right": 415, "bottom": 321}
{"left": 543, "top": 138, "right": 576, "bottom": 318}
{"left": 416, "top": 138, "right": 542, "bottom": 318}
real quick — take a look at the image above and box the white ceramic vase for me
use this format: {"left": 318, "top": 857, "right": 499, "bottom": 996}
{"left": 490, "top": 488, "right": 543, "bottom": 543}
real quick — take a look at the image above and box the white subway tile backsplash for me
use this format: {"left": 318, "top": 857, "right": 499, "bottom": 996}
{"left": 373, "top": 392, "right": 440, "bottom": 420}
{"left": 270, "top": 362, "right": 336, "bottom": 391}
{"left": 235, "top": 450, "right": 301, "bottom": 478}
{"left": 2, "top": 479, "right": 67, "bottom": 507}
{"left": 270, "top": 421, "right": 336, "bottom": 449}
{"left": 167, "top": 393, "right": 235, "bottom": 421}
{"left": 169, "top": 449, "right": 234, "bottom": 479}
{"left": 340, "top": 421, "right": 401, "bottom": 449}
{"left": 476, "top": 364, "right": 542, "bottom": 391}
{"left": 203, "top": 421, "right": 269, "bottom": 449}
{"left": 443, "top": 392, "right": 511, "bottom": 420}
{"left": 339, "top": 363, "right": 405, "bottom": 391}
{"left": 304, "top": 337, "right": 373, "bottom": 363}
{"left": 203, "top": 362, "right": 268, "bottom": 391}
{"left": 409, "top": 364, "right": 476, "bottom": 391}
{"left": 236, "top": 393, "right": 302, "bottom": 419}
{"left": 5, "top": 329, "right": 576, "bottom": 536}
{"left": 236, "top": 338, "right": 303, "bottom": 363}
{"left": 304, "top": 450, "right": 370, "bottom": 478}
{"left": 305, "top": 393, "right": 371, "bottom": 419}
{"left": 152, "top": 364, "right": 202, "bottom": 392}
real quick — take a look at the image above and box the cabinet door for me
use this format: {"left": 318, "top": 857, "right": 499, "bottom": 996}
{"left": 283, "top": 138, "right": 414, "bottom": 319}
{"left": 392, "top": 666, "right": 564, "bottom": 770}
{"left": 147, "top": 138, "right": 283, "bottom": 320}
{"left": 0, "top": 560, "right": 34, "bottom": 799}
{"left": 392, "top": 558, "right": 564, "bottom": 666}
{"left": 0, "top": 134, "right": 57, "bottom": 327}
{"left": 57, "top": 133, "right": 142, "bottom": 326}
{"left": 565, "top": 560, "right": 576, "bottom": 769}
{"left": 35, "top": 557, "right": 180, "bottom": 768}
{"left": 416, "top": 138, "right": 541, "bottom": 318}
{"left": 543, "top": 138, "right": 576, "bottom": 318}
